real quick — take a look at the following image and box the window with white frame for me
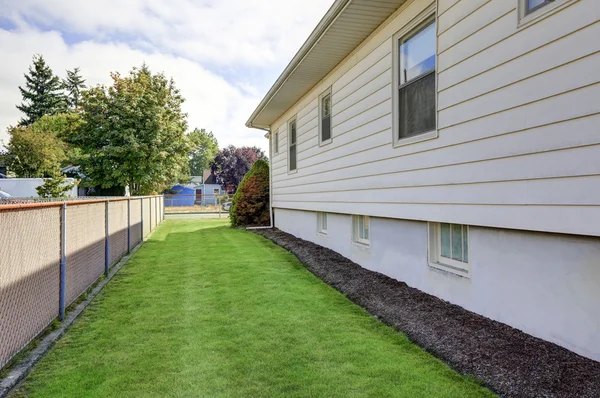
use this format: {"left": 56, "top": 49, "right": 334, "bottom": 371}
{"left": 352, "top": 215, "right": 370, "bottom": 246}
{"left": 274, "top": 130, "right": 279, "bottom": 154}
{"left": 429, "top": 223, "right": 470, "bottom": 277}
{"left": 392, "top": 13, "right": 437, "bottom": 146}
{"left": 319, "top": 88, "right": 332, "bottom": 144}
{"left": 518, "top": 0, "right": 575, "bottom": 25}
{"left": 288, "top": 118, "right": 297, "bottom": 171}
{"left": 317, "top": 212, "right": 327, "bottom": 234}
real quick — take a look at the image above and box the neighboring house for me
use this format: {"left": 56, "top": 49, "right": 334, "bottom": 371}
{"left": 0, "top": 178, "right": 78, "bottom": 198}
{"left": 247, "top": 0, "right": 600, "bottom": 362}
{"left": 167, "top": 170, "right": 223, "bottom": 206}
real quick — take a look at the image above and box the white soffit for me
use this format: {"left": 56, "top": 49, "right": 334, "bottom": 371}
{"left": 247, "top": 0, "right": 407, "bottom": 130}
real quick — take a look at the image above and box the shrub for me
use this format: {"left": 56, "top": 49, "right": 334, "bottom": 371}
{"left": 230, "top": 159, "right": 270, "bottom": 227}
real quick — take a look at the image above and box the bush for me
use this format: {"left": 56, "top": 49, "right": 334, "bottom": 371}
{"left": 230, "top": 159, "right": 270, "bottom": 227}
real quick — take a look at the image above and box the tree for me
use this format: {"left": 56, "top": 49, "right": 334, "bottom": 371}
{"left": 17, "top": 55, "right": 66, "bottom": 125}
{"left": 36, "top": 171, "right": 76, "bottom": 198}
{"left": 230, "top": 159, "right": 270, "bottom": 227}
{"left": 189, "top": 128, "right": 218, "bottom": 176}
{"left": 4, "top": 113, "right": 81, "bottom": 178}
{"left": 62, "top": 67, "right": 87, "bottom": 109}
{"left": 212, "top": 145, "right": 267, "bottom": 192}
{"left": 4, "top": 122, "right": 70, "bottom": 178}
{"left": 67, "top": 65, "right": 193, "bottom": 195}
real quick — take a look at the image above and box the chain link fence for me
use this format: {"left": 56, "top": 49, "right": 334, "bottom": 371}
{"left": 164, "top": 194, "right": 233, "bottom": 216}
{"left": 0, "top": 196, "right": 165, "bottom": 369}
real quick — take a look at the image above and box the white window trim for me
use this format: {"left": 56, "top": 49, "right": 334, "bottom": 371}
{"left": 318, "top": 87, "right": 333, "bottom": 147}
{"left": 274, "top": 129, "right": 279, "bottom": 155}
{"left": 352, "top": 215, "right": 370, "bottom": 247}
{"left": 288, "top": 116, "right": 298, "bottom": 174}
{"left": 391, "top": 4, "right": 438, "bottom": 148}
{"left": 517, "top": 0, "right": 577, "bottom": 28}
{"left": 428, "top": 223, "right": 471, "bottom": 278}
{"left": 317, "top": 212, "right": 328, "bottom": 235}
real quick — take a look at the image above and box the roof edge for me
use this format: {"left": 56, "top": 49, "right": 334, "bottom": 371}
{"left": 246, "top": 0, "right": 352, "bottom": 130}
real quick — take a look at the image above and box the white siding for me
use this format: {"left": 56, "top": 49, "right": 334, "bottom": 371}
{"left": 270, "top": 0, "right": 600, "bottom": 237}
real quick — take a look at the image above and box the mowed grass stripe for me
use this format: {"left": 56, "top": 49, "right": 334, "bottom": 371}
{"left": 15, "top": 219, "right": 494, "bottom": 397}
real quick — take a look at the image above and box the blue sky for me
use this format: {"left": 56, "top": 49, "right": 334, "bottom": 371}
{"left": 0, "top": 0, "right": 334, "bottom": 150}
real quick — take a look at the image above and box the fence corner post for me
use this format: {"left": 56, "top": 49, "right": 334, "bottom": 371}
{"left": 105, "top": 200, "right": 110, "bottom": 275}
{"left": 59, "top": 202, "right": 67, "bottom": 320}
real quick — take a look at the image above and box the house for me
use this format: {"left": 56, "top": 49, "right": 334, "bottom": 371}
{"left": 166, "top": 170, "right": 223, "bottom": 206}
{"left": 0, "top": 178, "right": 78, "bottom": 197}
{"left": 247, "top": 0, "right": 600, "bottom": 362}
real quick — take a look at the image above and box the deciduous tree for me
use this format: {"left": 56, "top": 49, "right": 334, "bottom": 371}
{"left": 189, "top": 128, "right": 219, "bottom": 176}
{"left": 68, "top": 65, "right": 193, "bottom": 195}
{"left": 212, "top": 145, "right": 267, "bottom": 192}
{"left": 4, "top": 114, "right": 76, "bottom": 177}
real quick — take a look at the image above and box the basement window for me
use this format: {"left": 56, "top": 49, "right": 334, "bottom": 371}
{"left": 429, "top": 223, "right": 470, "bottom": 277}
{"left": 317, "top": 212, "right": 328, "bottom": 235}
{"left": 352, "top": 215, "right": 370, "bottom": 247}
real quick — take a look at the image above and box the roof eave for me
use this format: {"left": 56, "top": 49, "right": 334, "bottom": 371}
{"left": 246, "top": 0, "right": 352, "bottom": 130}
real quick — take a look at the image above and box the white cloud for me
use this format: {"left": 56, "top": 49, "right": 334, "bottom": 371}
{"left": 0, "top": 0, "right": 335, "bottom": 151}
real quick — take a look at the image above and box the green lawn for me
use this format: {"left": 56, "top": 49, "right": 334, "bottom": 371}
{"left": 15, "top": 220, "right": 494, "bottom": 397}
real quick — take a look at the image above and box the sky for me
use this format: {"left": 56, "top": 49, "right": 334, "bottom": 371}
{"left": 0, "top": 0, "right": 335, "bottom": 152}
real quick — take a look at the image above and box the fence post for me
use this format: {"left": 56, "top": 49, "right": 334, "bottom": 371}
{"left": 127, "top": 198, "right": 131, "bottom": 252}
{"left": 140, "top": 197, "right": 144, "bottom": 242}
{"left": 149, "top": 197, "right": 153, "bottom": 232}
{"left": 59, "top": 202, "right": 67, "bottom": 321}
{"left": 105, "top": 200, "right": 110, "bottom": 275}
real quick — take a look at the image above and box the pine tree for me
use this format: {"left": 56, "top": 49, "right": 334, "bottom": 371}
{"left": 63, "top": 67, "right": 87, "bottom": 109}
{"left": 36, "top": 170, "right": 76, "bottom": 198}
{"left": 17, "top": 55, "right": 66, "bottom": 126}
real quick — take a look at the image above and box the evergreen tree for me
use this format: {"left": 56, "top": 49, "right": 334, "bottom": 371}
{"left": 17, "top": 55, "right": 66, "bottom": 125}
{"left": 63, "top": 67, "right": 87, "bottom": 109}
{"left": 36, "top": 170, "right": 76, "bottom": 198}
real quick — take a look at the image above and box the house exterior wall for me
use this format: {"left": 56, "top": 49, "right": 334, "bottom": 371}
{"left": 275, "top": 208, "right": 600, "bottom": 362}
{"left": 269, "top": 0, "right": 600, "bottom": 237}
{"left": 0, "top": 178, "right": 78, "bottom": 198}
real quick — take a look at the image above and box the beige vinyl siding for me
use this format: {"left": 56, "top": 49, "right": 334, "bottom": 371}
{"left": 269, "top": 0, "right": 600, "bottom": 237}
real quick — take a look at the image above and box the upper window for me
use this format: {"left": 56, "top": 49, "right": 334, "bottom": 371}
{"left": 319, "top": 89, "right": 332, "bottom": 144}
{"left": 274, "top": 130, "right": 279, "bottom": 154}
{"left": 352, "top": 215, "right": 370, "bottom": 247}
{"left": 288, "top": 118, "right": 297, "bottom": 172}
{"left": 526, "top": 0, "right": 554, "bottom": 13}
{"left": 429, "top": 223, "right": 470, "bottom": 277}
{"left": 317, "top": 212, "right": 327, "bottom": 235}
{"left": 392, "top": 14, "right": 437, "bottom": 147}
{"left": 213, "top": 188, "right": 219, "bottom": 195}
{"left": 518, "top": 0, "right": 575, "bottom": 26}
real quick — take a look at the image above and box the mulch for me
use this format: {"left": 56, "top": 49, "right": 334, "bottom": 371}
{"left": 254, "top": 228, "right": 600, "bottom": 398}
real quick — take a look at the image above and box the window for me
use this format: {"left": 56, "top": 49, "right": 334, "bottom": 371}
{"left": 213, "top": 188, "right": 219, "bottom": 195}
{"left": 288, "top": 118, "right": 297, "bottom": 172}
{"left": 274, "top": 130, "right": 279, "bottom": 154}
{"left": 352, "top": 215, "right": 370, "bottom": 246}
{"left": 317, "top": 212, "right": 327, "bottom": 235}
{"left": 392, "top": 11, "right": 437, "bottom": 147}
{"left": 319, "top": 88, "right": 332, "bottom": 144}
{"left": 518, "top": 0, "right": 575, "bottom": 26}
{"left": 526, "top": 0, "right": 554, "bottom": 13}
{"left": 429, "top": 223, "right": 470, "bottom": 277}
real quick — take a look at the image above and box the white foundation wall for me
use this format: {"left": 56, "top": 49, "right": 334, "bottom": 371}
{"left": 274, "top": 207, "right": 600, "bottom": 362}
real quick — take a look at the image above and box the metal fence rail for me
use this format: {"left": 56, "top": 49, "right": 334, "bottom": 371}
{"left": 0, "top": 196, "right": 165, "bottom": 369}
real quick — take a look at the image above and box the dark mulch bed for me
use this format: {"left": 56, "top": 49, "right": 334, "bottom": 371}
{"left": 254, "top": 228, "right": 600, "bottom": 398}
